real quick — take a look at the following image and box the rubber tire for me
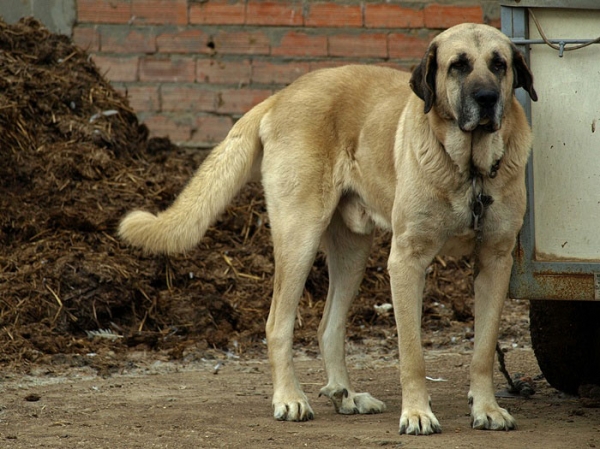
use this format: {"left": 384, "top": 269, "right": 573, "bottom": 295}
{"left": 529, "top": 300, "right": 600, "bottom": 395}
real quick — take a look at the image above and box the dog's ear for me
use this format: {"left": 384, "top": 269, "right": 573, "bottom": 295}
{"left": 512, "top": 45, "right": 538, "bottom": 101}
{"left": 410, "top": 43, "right": 438, "bottom": 114}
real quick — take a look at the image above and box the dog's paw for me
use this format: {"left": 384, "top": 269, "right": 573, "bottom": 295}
{"left": 319, "top": 386, "right": 386, "bottom": 415}
{"left": 469, "top": 395, "right": 516, "bottom": 431}
{"left": 398, "top": 408, "right": 442, "bottom": 435}
{"left": 273, "top": 399, "right": 315, "bottom": 422}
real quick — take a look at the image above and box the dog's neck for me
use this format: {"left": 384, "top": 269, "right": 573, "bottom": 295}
{"left": 426, "top": 112, "right": 504, "bottom": 236}
{"left": 428, "top": 110, "right": 505, "bottom": 179}
{"left": 446, "top": 127, "right": 504, "bottom": 178}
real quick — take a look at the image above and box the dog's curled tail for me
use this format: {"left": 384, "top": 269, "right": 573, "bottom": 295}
{"left": 119, "top": 98, "right": 272, "bottom": 255}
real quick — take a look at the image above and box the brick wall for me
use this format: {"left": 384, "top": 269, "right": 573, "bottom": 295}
{"left": 73, "top": 0, "right": 500, "bottom": 148}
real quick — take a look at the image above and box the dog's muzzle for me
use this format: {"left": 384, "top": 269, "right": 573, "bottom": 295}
{"left": 459, "top": 88, "right": 502, "bottom": 133}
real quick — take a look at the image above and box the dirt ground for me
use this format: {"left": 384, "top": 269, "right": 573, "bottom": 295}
{"left": 1, "top": 17, "right": 599, "bottom": 449}
{"left": 2, "top": 331, "right": 600, "bottom": 449}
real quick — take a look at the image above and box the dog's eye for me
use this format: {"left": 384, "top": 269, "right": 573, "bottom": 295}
{"left": 492, "top": 60, "right": 507, "bottom": 72}
{"left": 450, "top": 60, "right": 468, "bottom": 72}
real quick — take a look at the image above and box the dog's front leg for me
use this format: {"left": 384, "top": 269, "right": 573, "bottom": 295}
{"left": 469, "top": 245, "right": 517, "bottom": 431}
{"left": 389, "top": 236, "right": 442, "bottom": 435}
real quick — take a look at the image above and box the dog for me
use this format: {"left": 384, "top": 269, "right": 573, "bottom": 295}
{"left": 119, "top": 23, "right": 537, "bottom": 435}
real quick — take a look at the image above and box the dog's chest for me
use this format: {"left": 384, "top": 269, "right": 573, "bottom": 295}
{"left": 438, "top": 189, "right": 479, "bottom": 257}
{"left": 439, "top": 229, "right": 477, "bottom": 257}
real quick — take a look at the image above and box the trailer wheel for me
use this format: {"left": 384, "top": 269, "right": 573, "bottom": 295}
{"left": 529, "top": 300, "right": 600, "bottom": 395}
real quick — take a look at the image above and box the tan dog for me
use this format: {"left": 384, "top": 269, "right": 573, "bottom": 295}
{"left": 119, "top": 23, "right": 537, "bottom": 435}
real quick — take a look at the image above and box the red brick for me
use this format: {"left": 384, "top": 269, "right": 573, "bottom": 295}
{"left": 252, "top": 61, "right": 309, "bottom": 85}
{"left": 197, "top": 59, "right": 252, "bottom": 85}
{"left": 73, "top": 26, "right": 100, "bottom": 52}
{"left": 486, "top": 16, "right": 501, "bottom": 29}
{"left": 92, "top": 55, "right": 139, "bottom": 82}
{"left": 246, "top": 1, "right": 303, "bottom": 26}
{"left": 424, "top": 4, "right": 484, "bottom": 29}
{"left": 306, "top": 3, "right": 362, "bottom": 28}
{"left": 271, "top": 31, "right": 327, "bottom": 57}
{"left": 191, "top": 115, "right": 234, "bottom": 146}
{"left": 100, "top": 27, "right": 157, "bottom": 53}
{"left": 157, "top": 29, "right": 210, "bottom": 54}
{"left": 388, "top": 32, "right": 432, "bottom": 60}
{"left": 161, "top": 85, "right": 217, "bottom": 112}
{"left": 365, "top": 4, "right": 424, "bottom": 29}
{"left": 139, "top": 57, "right": 196, "bottom": 82}
{"left": 212, "top": 30, "right": 270, "bottom": 55}
{"left": 123, "top": 85, "right": 160, "bottom": 112}
{"left": 131, "top": 0, "right": 188, "bottom": 25}
{"left": 216, "top": 88, "right": 272, "bottom": 114}
{"left": 141, "top": 113, "right": 193, "bottom": 142}
{"left": 77, "top": 0, "right": 132, "bottom": 24}
{"left": 328, "top": 33, "right": 388, "bottom": 58}
{"left": 308, "top": 60, "right": 351, "bottom": 72}
{"left": 189, "top": 0, "right": 246, "bottom": 25}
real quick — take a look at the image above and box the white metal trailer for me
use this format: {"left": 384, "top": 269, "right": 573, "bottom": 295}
{"left": 502, "top": 0, "right": 600, "bottom": 393}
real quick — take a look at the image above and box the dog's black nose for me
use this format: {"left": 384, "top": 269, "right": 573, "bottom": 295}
{"left": 473, "top": 89, "right": 499, "bottom": 108}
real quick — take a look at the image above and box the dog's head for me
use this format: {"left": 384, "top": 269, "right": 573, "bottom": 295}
{"left": 410, "top": 23, "right": 537, "bottom": 133}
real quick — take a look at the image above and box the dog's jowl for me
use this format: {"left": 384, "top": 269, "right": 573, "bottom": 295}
{"left": 119, "top": 23, "right": 537, "bottom": 435}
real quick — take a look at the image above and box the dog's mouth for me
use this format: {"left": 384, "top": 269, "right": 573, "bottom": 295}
{"left": 460, "top": 114, "right": 500, "bottom": 133}
{"left": 476, "top": 117, "right": 498, "bottom": 133}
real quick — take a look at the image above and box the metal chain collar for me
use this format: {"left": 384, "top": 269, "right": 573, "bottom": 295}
{"left": 471, "top": 159, "right": 500, "bottom": 240}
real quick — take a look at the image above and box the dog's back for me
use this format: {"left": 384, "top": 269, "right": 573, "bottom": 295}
{"left": 119, "top": 65, "right": 411, "bottom": 255}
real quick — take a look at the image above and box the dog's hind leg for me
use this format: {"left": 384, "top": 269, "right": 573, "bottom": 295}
{"left": 263, "top": 166, "right": 335, "bottom": 421}
{"left": 318, "top": 209, "right": 386, "bottom": 415}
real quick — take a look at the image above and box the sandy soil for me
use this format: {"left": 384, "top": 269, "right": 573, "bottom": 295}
{"left": 2, "top": 300, "right": 599, "bottom": 449}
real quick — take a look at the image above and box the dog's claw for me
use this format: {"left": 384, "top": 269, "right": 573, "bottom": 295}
{"left": 480, "top": 414, "right": 515, "bottom": 431}
{"left": 471, "top": 417, "right": 487, "bottom": 430}
{"left": 471, "top": 414, "right": 516, "bottom": 431}
{"left": 469, "top": 394, "right": 516, "bottom": 431}
{"left": 319, "top": 385, "right": 386, "bottom": 415}
{"left": 273, "top": 400, "right": 314, "bottom": 422}
{"left": 399, "top": 409, "right": 442, "bottom": 435}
